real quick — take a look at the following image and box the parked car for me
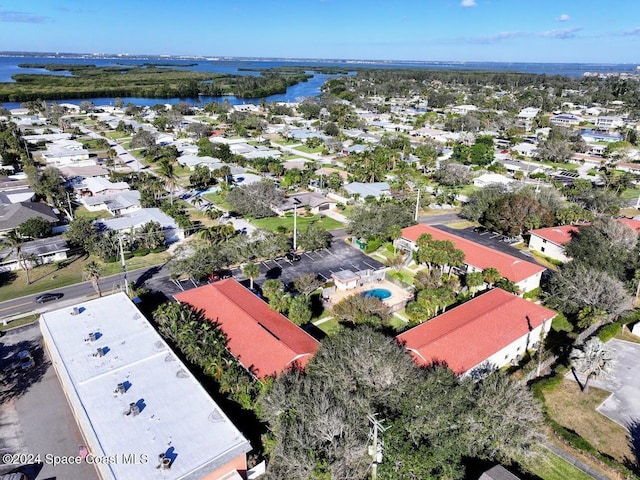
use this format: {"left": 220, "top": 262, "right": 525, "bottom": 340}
{"left": 35, "top": 292, "right": 64, "bottom": 304}
{"left": 208, "top": 270, "right": 232, "bottom": 283}
{"left": 18, "top": 350, "right": 34, "bottom": 370}
{"left": 285, "top": 252, "right": 301, "bottom": 263}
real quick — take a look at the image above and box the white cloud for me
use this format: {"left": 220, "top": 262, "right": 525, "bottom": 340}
{"left": 461, "top": 0, "right": 477, "bottom": 7}
{"left": 557, "top": 14, "right": 570, "bottom": 22}
{"left": 540, "top": 27, "right": 583, "bottom": 39}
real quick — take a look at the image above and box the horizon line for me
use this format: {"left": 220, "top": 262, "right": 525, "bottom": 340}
{"left": 0, "top": 51, "right": 637, "bottom": 66}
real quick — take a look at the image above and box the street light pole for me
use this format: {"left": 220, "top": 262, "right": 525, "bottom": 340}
{"left": 292, "top": 198, "right": 301, "bottom": 251}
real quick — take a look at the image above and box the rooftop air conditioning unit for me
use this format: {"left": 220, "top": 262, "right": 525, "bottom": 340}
{"left": 95, "top": 347, "right": 105, "bottom": 357}
{"left": 114, "top": 383, "right": 126, "bottom": 395}
{"left": 71, "top": 307, "right": 79, "bottom": 316}
{"left": 125, "top": 402, "right": 140, "bottom": 416}
{"left": 88, "top": 332, "right": 97, "bottom": 342}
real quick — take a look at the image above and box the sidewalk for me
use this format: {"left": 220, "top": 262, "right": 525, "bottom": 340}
{"left": 544, "top": 443, "right": 612, "bottom": 480}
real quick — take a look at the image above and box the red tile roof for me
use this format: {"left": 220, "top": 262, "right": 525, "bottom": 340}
{"left": 396, "top": 288, "right": 556, "bottom": 375}
{"left": 618, "top": 217, "right": 640, "bottom": 233}
{"left": 528, "top": 225, "right": 579, "bottom": 246}
{"left": 174, "top": 279, "right": 319, "bottom": 379}
{"left": 401, "top": 224, "right": 545, "bottom": 284}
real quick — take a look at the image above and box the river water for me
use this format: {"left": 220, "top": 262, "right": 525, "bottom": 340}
{"left": 0, "top": 54, "right": 637, "bottom": 109}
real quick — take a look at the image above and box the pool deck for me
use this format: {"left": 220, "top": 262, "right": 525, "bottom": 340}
{"left": 328, "top": 280, "right": 413, "bottom": 309}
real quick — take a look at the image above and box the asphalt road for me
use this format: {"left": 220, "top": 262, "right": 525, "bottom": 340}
{"left": 0, "top": 263, "right": 175, "bottom": 320}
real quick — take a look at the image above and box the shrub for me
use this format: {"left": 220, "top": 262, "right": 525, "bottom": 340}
{"left": 551, "top": 312, "right": 573, "bottom": 333}
{"left": 151, "top": 246, "right": 167, "bottom": 253}
{"left": 523, "top": 286, "right": 542, "bottom": 300}
{"left": 548, "top": 419, "right": 598, "bottom": 454}
{"left": 364, "top": 237, "right": 382, "bottom": 254}
{"left": 598, "top": 322, "right": 622, "bottom": 342}
{"left": 133, "top": 249, "right": 150, "bottom": 257}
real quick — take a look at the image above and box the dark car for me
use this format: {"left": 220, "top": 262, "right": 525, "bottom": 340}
{"left": 18, "top": 350, "right": 35, "bottom": 370}
{"left": 285, "top": 252, "right": 301, "bottom": 263}
{"left": 208, "top": 270, "right": 232, "bottom": 283}
{"left": 35, "top": 292, "right": 64, "bottom": 304}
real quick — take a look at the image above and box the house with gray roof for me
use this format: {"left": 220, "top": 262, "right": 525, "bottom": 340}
{"left": 0, "top": 176, "right": 35, "bottom": 204}
{"left": 96, "top": 208, "right": 184, "bottom": 244}
{"left": 273, "top": 192, "right": 335, "bottom": 215}
{"left": 344, "top": 182, "right": 391, "bottom": 200}
{"left": 0, "top": 236, "right": 69, "bottom": 272}
{"left": 0, "top": 202, "right": 59, "bottom": 235}
{"left": 82, "top": 190, "right": 141, "bottom": 216}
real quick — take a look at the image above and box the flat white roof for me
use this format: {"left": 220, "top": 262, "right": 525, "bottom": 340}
{"left": 40, "top": 293, "right": 250, "bottom": 480}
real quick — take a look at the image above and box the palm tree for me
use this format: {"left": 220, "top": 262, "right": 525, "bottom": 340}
{"left": 570, "top": 338, "right": 615, "bottom": 394}
{"left": 2, "top": 230, "right": 30, "bottom": 285}
{"left": 157, "top": 158, "right": 178, "bottom": 205}
{"left": 242, "top": 262, "right": 260, "bottom": 290}
{"left": 387, "top": 224, "right": 402, "bottom": 254}
{"left": 482, "top": 267, "right": 501, "bottom": 288}
{"left": 84, "top": 261, "right": 102, "bottom": 297}
{"left": 466, "top": 271, "right": 484, "bottom": 296}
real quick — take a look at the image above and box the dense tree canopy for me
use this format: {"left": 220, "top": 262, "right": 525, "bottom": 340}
{"left": 226, "top": 180, "right": 284, "bottom": 218}
{"left": 347, "top": 202, "right": 414, "bottom": 241}
{"left": 260, "top": 327, "right": 544, "bottom": 480}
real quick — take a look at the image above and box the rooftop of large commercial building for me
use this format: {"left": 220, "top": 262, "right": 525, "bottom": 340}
{"left": 40, "top": 293, "right": 251, "bottom": 480}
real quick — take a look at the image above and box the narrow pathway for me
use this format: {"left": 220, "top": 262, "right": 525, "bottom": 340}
{"left": 544, "top": 442, "right": 613, "bottom": 480}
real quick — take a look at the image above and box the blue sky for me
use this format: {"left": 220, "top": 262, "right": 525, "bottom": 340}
{"left": 0, "top": 0, "right": 638, "bottom": 63}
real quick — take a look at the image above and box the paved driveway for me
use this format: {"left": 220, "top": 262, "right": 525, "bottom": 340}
{"left": 588, "top": 339, "right": 640, "bottom": 429}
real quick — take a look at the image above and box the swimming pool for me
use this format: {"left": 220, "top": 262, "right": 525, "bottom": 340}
{"left": 362, "top": 288, "right": 392, "bottom": 300}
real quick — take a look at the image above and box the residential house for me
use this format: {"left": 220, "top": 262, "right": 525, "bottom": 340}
{"left": 177, "top": 154, "right": 222, "bottom": 171}
{"left": 451, "top": 105, "right": 479, "bottom": 115}
{"left": 77, "top": 177, "right": 130, "bottom": 197}
{"left": 0, "top": 202, "right": 59, "bottom": 236}
{"left": 40, "top": 293, "right": 251, "bottom": 480}
{"left": 398, "top": 224, "right": 545, "bottom": 293}
{"left": 550, "top": 114, "right": 582, "bottom": 127}
{"left": 595, "top": 116, "right": 624, "bottom": 131}
{"left": 527, "top": 225, "right": 579, "bottom": 263}
{"left": 344, "top": 182, "right": 391, "bottom": 200}
{"left": 274, "top": 192, "right": 335, "bottom": 216}
{"left": 96, "top": 208, "right": 184, "bottom": 243}
{"left": 0, "top": 236, "right": 69, "bottom": 272}
{"left": 82, "top": 190, "right": 141, "bottom": 216}
{"left": 479, "top": 465, "right": 521, "bottom": 480}
{"left": 511, "top": 143, "right": 538, "bottom": 158}
{"left": 174, "top": 279, "right": 320, "bottom": 379}
{"left": 516, "top": 107, "right": 540, "bottom": 131}
{"left": 473, "top": 173, "right": 514, "bottom": 188}
{"left": 396, "top": 288, "right": 556, "bottom": 377}
{"left": 0, "top": 176, "right": 35, "bottom": 204}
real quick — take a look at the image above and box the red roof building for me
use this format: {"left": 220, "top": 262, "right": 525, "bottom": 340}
{"left": 396, "top": 288, "right": 556, "bottom": 376}
{"left": 399, "top": 224, "right": 545, "bottom": 293}
{"left": 528, "top": 225, "right": 579, "bottom": 263}
{"left": 175, "top": 279, "right": 319, "bottom": 379}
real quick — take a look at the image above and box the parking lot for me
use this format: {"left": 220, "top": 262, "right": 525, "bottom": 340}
{"left": 589, "top": 339, "right": 640, "bottom": 429}
{"left": 0, "top": 323, "right": 98, "bottom": 480}
{"left": 234, "top": 240, "right": 385, "bottom": 288}
{"left": 434, "top": 225, "right": 543, "bottom": 264}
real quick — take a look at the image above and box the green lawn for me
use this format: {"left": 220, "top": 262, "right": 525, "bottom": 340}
{"left": 620, "top": 187, "right": 640, "bottom": 202}
{"left": 1, "top": 314, "right": 39, "bottom": 331}
{"left": 104, "top": 131, "right": 131, "bottom": 140}
{"left": 250, "top": 214, "right": 343, "bottom": 232}
{"left": 525, "top": 448, "right": 593, "bottom": 480}
{"left": 74, "top": 206, "right": 112, "bottom": 221}
{"left": 202, "top": 192, "right": 233, "bottom": 211}
{"left": 294, "top": 145, "right": 324, "bottom": 154}
{"left": 314, "top": 317, "right": 342, "bottom": 337}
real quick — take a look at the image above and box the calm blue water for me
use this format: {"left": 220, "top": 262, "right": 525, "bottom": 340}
{"left": 0, "top": 54, "right": 637, "bottom": 109}
{"left": 362, "top": 288, "right": 392, "bottom": 300}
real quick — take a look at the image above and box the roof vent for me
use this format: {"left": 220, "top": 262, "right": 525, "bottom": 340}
{"left": 125, "top": 402, "right": 140, "bottom": 417}
{"left": 85, "top": 331, "right": 99, "bottom": 342}
{"left": 158, "top": 454, "right": 172, "bottom": 470}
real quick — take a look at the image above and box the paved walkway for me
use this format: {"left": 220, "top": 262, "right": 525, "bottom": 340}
{"left": 544, "top": 443, "right": 612, "bottom": 480}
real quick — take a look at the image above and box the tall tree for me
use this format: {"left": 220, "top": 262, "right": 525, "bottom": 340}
{"left": 2, "top": 230, "right": 31, "bottom": 285}
{"left": 570, "top": 338, "right": 615, "bottom": 394}
{"left": 84, "top": 261, "right": 102, "bottom": 297}
{"left": 157, "top": 158, "right": 178, "bottom": 205}
{"left": 242, "top": 262, "right": 260, "bottom": 289}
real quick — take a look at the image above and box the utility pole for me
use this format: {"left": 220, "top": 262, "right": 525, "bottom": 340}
{"left": 66, "top": 191, "right": 74, "bottom": 221}
{"left": 367, "top": 414, "right": 389, "bottom": 480}
{"left": 414, "top": 187, "right": 421, "bottom": 222}
{"left": 118, "top": 235, "right": 129, "bottom": 296}
{"left": 292, "top": 198, "right": 301, "bottom": 251}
